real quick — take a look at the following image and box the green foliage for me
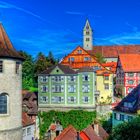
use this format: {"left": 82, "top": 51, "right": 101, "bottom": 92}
{"left": 109, "top": 116, "right": 140, "bottom": 140}
{"left": 19, "top": 51, "right": 34, "bottom": 90}
{"left": 19, "top": 51, "right": 58, "bottom": 90}
{"left": 38, "top": 110, "right": 96, "bottom": 138}
{"left": 99, "top": 114, "right": 112, "bottom": 134}
{"left": 95, "top": 53, "right": 106, "bottom": 63}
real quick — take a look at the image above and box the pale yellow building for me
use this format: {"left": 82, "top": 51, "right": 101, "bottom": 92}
{"left": 96, "top": 69, "right": 114, "bottom": 104}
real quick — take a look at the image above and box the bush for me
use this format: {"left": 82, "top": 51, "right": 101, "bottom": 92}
{"left": 38, "top": 110, "right": 96, "bottom": 138}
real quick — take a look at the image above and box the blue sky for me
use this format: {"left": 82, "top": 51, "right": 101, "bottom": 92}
{"left": 1, "top": 0, "right": 140, "bottom": 58}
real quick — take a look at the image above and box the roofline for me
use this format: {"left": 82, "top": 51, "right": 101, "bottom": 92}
{"left": 0, "top": 56, "right": 25, "bottom": 61}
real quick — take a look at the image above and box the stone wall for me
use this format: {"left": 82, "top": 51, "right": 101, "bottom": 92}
{"left": 0, "top": 127, "right": 22, "bottom": 140}
{"left": 0, "top": 58, "right": 22, "bottom": 139}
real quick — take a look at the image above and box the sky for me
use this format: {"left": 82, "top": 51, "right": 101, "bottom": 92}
{"left": 0, "top": 0, "right": 140, "bottom": 58}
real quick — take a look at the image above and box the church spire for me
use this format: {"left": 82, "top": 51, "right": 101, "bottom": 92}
{"left": 83, "top": 19, "right": 93, "bottom": 50}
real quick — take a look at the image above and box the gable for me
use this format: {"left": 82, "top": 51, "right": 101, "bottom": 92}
{"left": 50, "top": 66, "right": 64, "bottom": 75}
{"left": 61, "top": 46, "right": 103, "bottom": 69}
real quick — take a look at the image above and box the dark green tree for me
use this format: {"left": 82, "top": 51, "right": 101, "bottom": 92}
{"left": 19, "top": 51, "right": 34, "bottom": 89}
{"left": 109, "top": 116, "right": 140, "bottom": 140}
{"left": 34, "top": 52, "right": 48, "bottom": 75}
{"left": 46, "top": 51, "right": 57, "bottom": 67}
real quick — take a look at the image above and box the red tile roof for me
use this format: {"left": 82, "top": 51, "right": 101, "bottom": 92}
{"left": 88, "top": 45, "right": 140, "bottom": 58}
{"left": 119, "top": 54, "right": 140, "bottom": 72}
{"left": 102, "top": 62, "right": 117, "bottom": 73}
{"left": 22, "top": 112, "right": 35, "bottom": 127}
{"left": 0, "top": 24, "right": 24, "bottom": 60}
{"left": 54, "top": 125, "right": 77, "bottom": 140}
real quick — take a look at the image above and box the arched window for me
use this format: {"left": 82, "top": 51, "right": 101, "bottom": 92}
{"left": 0, "top": 93, "right": 8, "bottom": 114}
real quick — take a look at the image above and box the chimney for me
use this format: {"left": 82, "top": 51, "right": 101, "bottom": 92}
{"left": 92, "top": 120, "right": 99, "bottom": 136}
{"left": 76, "top": 131, "right": 80, "bottom": 140}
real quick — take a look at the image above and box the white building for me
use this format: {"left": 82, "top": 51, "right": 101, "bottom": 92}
{"left": 0, "top": 24, "right": 24, "bottom": 140}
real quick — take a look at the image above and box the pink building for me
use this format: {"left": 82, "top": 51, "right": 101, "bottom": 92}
{"left": 116, "top": 54, "right": 140, "bottom": 96}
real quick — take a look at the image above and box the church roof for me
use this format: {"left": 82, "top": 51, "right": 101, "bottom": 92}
{"left": 0, "top": 24, "right": 24, "bottom": 60}
{"left": 119, "top": 54, "right": 140, "bottom": 72}
{"left": 88, "top": 45, "right": 140, "bottom": 58}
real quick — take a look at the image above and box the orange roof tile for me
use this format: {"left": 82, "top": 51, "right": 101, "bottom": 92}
{"left": 54, "top": 125, "right": 77, "bottom": 140}
{"left": 102, "top": 62, "right": 117, "bottom": 73}
{"left": 119, "top": 54, "right": 140, "bottom": 72}
{"left": 88, "top": 45, "right": 140, "bottom": 58}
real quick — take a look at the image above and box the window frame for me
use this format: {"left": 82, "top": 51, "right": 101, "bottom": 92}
{"left": 15, "top": 61, "right": 20, "bottom": 74}
{"left": 0, "top": 60, "right": 3, "bottom": 73}
{"left": 0, "top": 93, "right": 9, "bottom": 116}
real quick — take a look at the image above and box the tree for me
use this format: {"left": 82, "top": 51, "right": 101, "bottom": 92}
{"left": 95, "top": 53, "right": 106, "bottom": 63}
{"left": 34, "top": 52, "right": 48, "bottom": 75}
{"left": 109, "top": 116, "right": 140, "bottom": 140}
{"left": 19, "top": 51, "right": 34, "bottom": 89}
{"left": 46, "top": 51, "right": 57, "bottom": 67}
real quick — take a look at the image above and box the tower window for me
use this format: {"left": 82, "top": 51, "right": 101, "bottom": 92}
{"left": 86, "top": 31, "right": 89, "bottom": 35}
{"left": 86, "top": 25, "right": 89, "bottom": 29}
{"left": 0, "top": 61, "right": 3, "bottom": 73}
{"left": 16, "top": 62, "right": 20, "bottom": 74}
{"left": 0, "top": 93, "right": 8, "bottom": 114}
{"left": 86, "top": 38, "right": 90, "bottom": 41}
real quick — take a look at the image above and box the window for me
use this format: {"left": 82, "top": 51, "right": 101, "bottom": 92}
{"left": 84, "top": 57, "right": 90, "bottom": 61}
{"left": 68, "top": 96, "right": 76, "bottom": 103}
{"left": 40, "top": 76, "right": 48, "bottom": 82}
{"left": 128, "top": 73, "right": 134, "bottom": 77}
{"left": 52, "top": 96, "right": 64, "bottom": 103}
{"left": 77, "top": 50, "right": 82, "bottom": 54}
{"left": 104, "top": 76, "right": 109, "bottom": 80}
{"left": 86, "top": 25, "right": 89, "bottom": 29}
{"left": 0, "top": 61, "right": 3, "bottom": 73}
{"left": 120, "top": 114, "right": 124, "bottom": 121}
{"left": 86, "top": 38, "right": 90, "bottom": 41}
{"left": 83, "top": 75, "right": 89, "bottom": 81}
{"left": 128, "top": 87, "right": 133, "bottom": 93}
{"left": 23, "top": 129, "right": 26, "bottom": 137}
{"left": 116, "top": 113, "right": 120, "bottom": 120}
{"left": 41, "top": 85, "right": 48, "bottom": 92}
{"left": 27, "top": 127, "right": 31, "bottom": 135}
{"left": 128, "top": 80, "right": 134, "bottom": 85}
{"left": 124, "top": 102, "right": 133, "bottom": 108}
{"left": 16, "top": 62, "right": 20, "bottom": 74}
{"left": 0, "top": 93, "right": 8, "bottom": 114}
{"left": 69, "top": 57, "right": 75, "bottom": 62}
{"left": 52, "top": 85, "right": 64, "bottom": 93}
{"left": 68, "top": 85, "right": 76, "bottom": 93}
{"left": 40, "top": 96, "right": 48, "bottom": 103}
{"left": 86, "top": 31, "right": 89, "bottom": 35}
{"left": 82, "top": 85, "right": 90, "bottom": 93}
{"left": 83, "top": 96, "right": 89, "bottom": 103}
{"left": 104, "top": 83, "right": 109, "bottom": 90}
{"left": 69, "top": 76, "right": 75, "bottom": 82}
{"left": 52, "top": 76, "right": 63, "bottom": 82}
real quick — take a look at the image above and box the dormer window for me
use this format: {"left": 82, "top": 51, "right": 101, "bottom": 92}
{"left": 16, "top": 62, "right": 20, "bottom": 74}
{"left": 84, "top": 57, "right": 90, "bottom": 61}
{"left": 69, "top": 57, "right": 75, "bottom": 62}
{"left": 77, "top": 50, "right": 82, "bottom": 54}
{"left": 0, "top": 61, "right": 3, "bottom": 73}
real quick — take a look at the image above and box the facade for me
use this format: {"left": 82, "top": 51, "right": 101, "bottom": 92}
{"left": 22, "top": 112, "right": 35, "bottom": 140}
{"left": 112, "top": 84, "right": 140, "bottom": 126}
{"left": 0, "top": 24, "right": 24, "bottom": 140}
{"left": 116, "top": 54, "right": 140, "bottom": 96}
{"left": 96, "top": 69, "right": 114, "bottom": 103}
{"left": 38, "top": 64, "right": 96, "bottom": 111}
{"left": 61, "top": 46, "right": 103, "bottom": 69}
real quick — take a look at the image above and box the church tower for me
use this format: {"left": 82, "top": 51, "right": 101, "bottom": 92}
{"left": 83, "top": 19, "right": 93, "bottom": 50}
{"left": 0, "top": 24, "right": 24, "bottom": 140}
